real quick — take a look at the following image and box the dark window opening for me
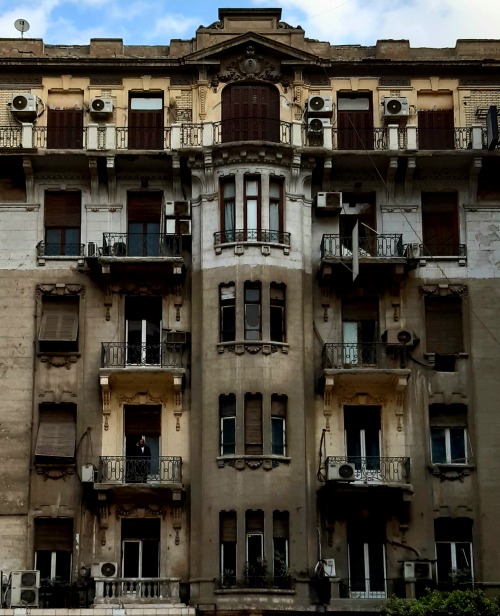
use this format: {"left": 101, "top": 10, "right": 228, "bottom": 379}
{"left": 124, "top": 406, "right": 161, "bottom": 481}
{"left": 271, "top": 394, "right": 287, "bottom": 456}
{"left": 125, "top": 296, "right": 162, "bottom": 365}
{"left": 244, "top": 282, "right": 261, "bottom": 341}
{"left": 220, "top": 284, "right": 236, "bottom": 342}
{"left": 128, "top": 94, "right": 164, "bottom": 149}
{"left": 344, "top": 406, "right": 381, "bottom": 471}
{"left": 421, "top": 192, "right": 459, "bottom": 256}
{"left": 246, "top": 510, "right": 265, "bottom": 584}
{"left": 220, "top": 511, "right": 237, "bottom": 583}
{"left": 435, "top": 518, "right": 473, "bottom": 586}
{"left": 121, "top": 518, "right": 160, "bottom": 578}
{"left": 273, "top": 511, "right": 289, "bottom": 581}
{"left": 270, "top": 283, "right": 286, "bottom": 343}
{"left": 220, "top": 394, "right": 236, "bottom": 455}
{"left": 35, "top": 518, "right": 73, "bottom": 585}
{"left": 38, "top": 296, "right": 79, "bottom": 354}
{"left": 245, "top": 394, "right": 263, "bottom": 455}
{"left": 220, "top": 178, "right": 236, "bottom": 243}
{"left": 269, "top": 178, "right": 284, "bottom": 242}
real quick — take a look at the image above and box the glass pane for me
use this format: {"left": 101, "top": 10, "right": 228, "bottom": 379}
{"left": 246, "top": 198, "right": 258, "bottom": 234}
{"left": 222, "top": 542, "right": 237, "bottom": 577}
{"left": 247, "top": 534, "right": 263, "bottom": 566}
{"left": 36, "top": 551, "right": 53, "bottom": 580}
{"left": 368, "top": 543, "right": 385, "bottom": 590}
{"left": 123, "top": 541, "right": 140, "bottom": 577}
{"left": 346, "top": 429, "right": 362, "bottom": 465}
{"left": 431, "top": 428, "right": 447, "bottom": 463}
{"left": 245, "top": 288, "right": 260, "bottom": 302}
{"left": 223, "top": 181, "right": 235, "bottom": 199}
{"left": 456, "top": 543, "right": 472, "bottom": 576}
{"left": 245, "top": 179, "right": 259, "bottom": 197}
{"left": 270, "top": 202, "right": 279, "bottom": 232}
{"left": 349, "top": 542, "right": 366, "bottom": 591}
{"left": 450, "top": 428, "right": 466, "bottom": 463}
{"left": 55, "top": 551, "right": 72, "bottom": 582}
{"left": 130, "top": 97, "right": 163, "bottom": 110}
{"left": 142, "top": 540, "right": 159, "bottom": 577}
{"left": 436, "top": 542, "right": 452, "bottom": 581}
{"left": 269, "top": 181, "right": 280, "bottom": 200}
{"left": 221, "top": 306, "right": 236, "bottom": 342}
{"left": 224, "top": 202, "right": 235, "bottom": 236}
{"left": 270, "top": 306, "right": 284, "bottom": 342}
{"left": 245, "top": 304, "right": 261, "bottom": 339}
{"left": 222, "top": 417, "right": 236, "bottom": 455}
{"left": 64, "top": 228, "right": 80, "bottom": 255}
{"left": 271, "top": 417, "right": 285, "bottom": 455}
{"left": 45, "top": 228, "right": 62, "bottom": 256}
{"left": 364, "top": 428, "right": 380, "bottom": 467}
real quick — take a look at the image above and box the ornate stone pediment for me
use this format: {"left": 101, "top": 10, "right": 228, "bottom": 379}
{"left": 217, "top": 45, "right": 282, "bottom": 84}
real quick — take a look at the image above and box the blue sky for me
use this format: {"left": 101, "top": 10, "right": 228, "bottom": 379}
{"left": 0, "top": 0, "right": 499, "bottom": 47}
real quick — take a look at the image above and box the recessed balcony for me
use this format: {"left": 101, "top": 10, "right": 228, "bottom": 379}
{"left": 214, "top": 229, "right": 291, "bottom": 255}
{"left": 326, "top": 456, "right": 410, "bottom": 487}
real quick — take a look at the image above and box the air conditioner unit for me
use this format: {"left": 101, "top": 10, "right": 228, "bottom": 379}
{"left": 316, "top": 191, "right": 342, "bottom": 212}
{"left": 81, "top": 464, "right": 95, "bottom": 482}
{"left": 405, "top": 242, "right": 421, "bottom": 258}
{"left": 10, "top": 570, "right": 40, "bottom": 607}
{"left": 90, "top": 97, "right": 113, "bottom": 114}
{"left": 86, "top": 242, "right": 99, "bottom": 257}
{"left": 306, "top": 95, "right": 333, "bottom": 117}
{"left": 403, "top": 561, "right": 433, "bottom": 581}
{"left": 327, "top": 461, "right": 356, "bottom": 481}
{"left": 91, "top": 562, "right": 118, "bottom": 579}
{"left": 174, "top": 200, "right": 191, "bottom": 216}
{"left": 166, "top": 218, "right": 191, "bottom": 235}
{"left": 307, "top": 117, "right": 330, "bottom": 136}
{"left": 383, "top": 328, "right": 417, "bottom": 347}
{"left": 10, "top": 93, "right": 37, "bottom": 115}
{"left": 382, "top": 97, "right": 409, "bottom": 118}
{"left": 165, "top": 331, "right": 188, "bottom": 344}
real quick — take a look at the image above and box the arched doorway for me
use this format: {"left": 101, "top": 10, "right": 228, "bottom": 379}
{"left": 221, "top": 82, "right": 280, "bottom": 143}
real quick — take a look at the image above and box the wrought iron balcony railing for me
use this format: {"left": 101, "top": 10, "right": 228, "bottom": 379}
{"left": 33, "top": 126, "right": 87, "bottom": 149}
{"left": 102, "top": 233, "right": 183, "bottom": 258}
{"left": 323, "top": 342, "right": 386, "bottom": 369}
{"left": 321, "top": 234, "right": 403, "bottom": 259}
{"left": 216, "top": 574, "right": 292, "bottom": 590}
{"left": 214, "top": 228, "right": 291, "bottom": 246}
{"left": 37, "top": 241, "right": 85, "bottom": 257}
{"left": 339, "top": 578, "right": 405, "bottom": 599}
{"left": 327, "top": 456, "right": 410, "bottom": 484}
{"left": 330, "top": 127, "right": 388, "bottom": 150}
{"left": 213, "top": 119, "right": 292, "bottom": 145}
{"left": 415, "top": 242, "right": 467, "bottom": 258}
{"left": 115, "top": 127, "right": 172, "bottom": 150}
{"left": 416, "top": 127, "right": 472, "bottom": 150}
{"left": 101, "top": 342, "right": 185, "bottom": 368}
{"left": 94, "top": 577, "right": 180, "bottom": 602}
{"left": 97, "top": 456, "right": 182, "bottom": 484}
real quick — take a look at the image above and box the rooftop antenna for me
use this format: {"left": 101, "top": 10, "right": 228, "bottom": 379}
{"left": 14, "top": 19, "right": 30, "bottom": 38}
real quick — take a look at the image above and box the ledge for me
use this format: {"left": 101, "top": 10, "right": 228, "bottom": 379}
{"left": 428, "top": 463, "right": 475, "bottom": 481}
{"left": 217, "top": 455, "right": 291, "bottom": 470}
{"left": 217, "top": 341, "right": 289, "bottom": 355}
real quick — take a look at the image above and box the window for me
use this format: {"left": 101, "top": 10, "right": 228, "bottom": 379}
{"left": 127, "top": 192, "right": 162, "bottom": 257}
{"left": 220, "top": 284, "right": 236, "bottom": 342}
{"left": 337, "top": 94, "right": 373, "bottom": 150}
{"left": 425, "top": 295, "right": 463, "bottom": 363}
{"left": 221, "top": 83, "right": 280, "bottom": 143}
{"left": 270, "top": 283, "right": 286, "bottom": 343}
{"left": 122, "top": 518, "right": 160, "bottom": 579}
{"left": 418, "top": 109, "right": 454, "bottom": 150}
{"left": 435, "top": 518, "right": 473, "bottom": 585}
{"left": 244, "top": 282, "right": 261, "bottom": 341}
{"left": 244, "top": 176, "right": 261, "bottom": 241}
{"left": 35, "top": 518, "right": 73, "bottom": 583}
{"left": 421, "top": 192, "right": 459, "bottom": 256}
{"left": 38, "top": 296, "right": 79, "bottom": 353}
{"left": 221, "top": 178, "right": 236, "bottom": 243}
{"left": 339, "top": 192, "right": 377, "bottom": 255}
{"left": 35, "top": 405, "right": 76, "bottom": 464}
{"left": 124, "top": 406, "right": 161, "bottom": 482}
{"left": 344, "top": 406, "right": 381, "bottom": 475}
{"left": 220, "top": 511, "right": 237, "bottom": 582}
{"left": 429, "top": 404, "right": 468, "bottom": 465}
{"left": 220, "top": 394, "right": 236, "bottom": 455}
{"left": 128, "top": 94, "right": 164, "bottom": 149}
{"left": 245, "top": 394, "right": 263, "bottom": 455}
{"left": 269, "top": 178, "right": 284, "bottom": 242}
{"left": 44, "top": 191, "right": 81, "bottom": 256}
{"left": 348, "top": 519, "right": 386, "bottom": 598}
{"left": 47, "top": 108, "right": 83, "bottom": 149}
{"left": 271, "top": 395, "right": 287, "bottom": 456}
{"left": 273, "top": 511, "right": 289, "bottom": 581}
{"left": 342, "top": 297, "right": 379, "bottom": 366}
{"left": 245, "top": 510, "right": 265, "bottom": 584}
{"left": 125, "top": 296, "right": 162, "bottom": 365}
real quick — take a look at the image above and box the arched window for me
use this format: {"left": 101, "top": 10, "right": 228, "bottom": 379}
{"left": 221, "top": 83, "right": 280, "bottom": 143}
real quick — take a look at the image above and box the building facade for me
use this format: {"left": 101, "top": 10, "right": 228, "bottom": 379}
{"left": 0, "top": 7, "right": 499, "bottom": 616}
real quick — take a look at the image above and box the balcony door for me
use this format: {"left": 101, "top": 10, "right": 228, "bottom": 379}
{"left": 127, "top": 192, "right": 162, "bottom": 257}
{"left": 124, "top": 406, "right": 161, "bottom": 479}
{"left": 337, "top": 94, "right": 373, "bottom": 150}
{"left": 128, "top": 94, "right": 164, "bottom": 150}
{"left": 341, "top": 297, "right": 378, "bottom": 366}
{"left": 348, "top": 519, "right": 386, "bottom": 598}
{"left": 125, "top": 296, "right": 162, "bottom": 365}
{"left": 344, "top": 406, "right": 381, "bottom": 478}
{"left": 122, "top": 519, "right": 160, "bottom": 579}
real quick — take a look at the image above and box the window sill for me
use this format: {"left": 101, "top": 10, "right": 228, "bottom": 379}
{"left": 217, "top": 455, "right": 291, "bottom": 470}
{"left": 38, "top": 352, "right": 80, "bottom": 369}
{"left": 35, "top": 463, "right": 76, "bottom": 480}
{"left": 215, "top": 241, "right": 290, "bottom": 256}
{"left": 217, "top": 341, "right": 289, "bottom": 355}
{"left": 37, "top": 255, "right": 85, "bottom": 266}
{"left": 418, "top": 255, "right": 467, "bottom": 267}
{"left": 428, "top": 463, "right": 474, "bottom": 481}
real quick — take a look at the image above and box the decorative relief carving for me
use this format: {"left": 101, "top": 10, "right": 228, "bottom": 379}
{"left": 116, "top": 505, "right": 167, "bottom": 518}
{"left": 420, "top": 284, "right": 468, "bottom": 298}
{"left": 220, "top": 456, "right": 289, "bottom": 469}
{"left": 40, "top": 355, "right": 78, "bottom": 369}
{"left": 35, "top": 466, "right": 76, "bottom": 480}
{"left": 430, "top": 465, "right": 473, "bottom": 482}
{"left": 217, "top": 46, "right": 284, "bottom": 85}
{"left": 36, "top": 283, "right": 85, "bottom": 298}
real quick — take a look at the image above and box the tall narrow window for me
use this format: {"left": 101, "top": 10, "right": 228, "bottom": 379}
{"left": 245, "top": 510, "right": 265, "bottom": 585}
{"left": 244, "top": 176, "right": 261, "bottom": 241}
{"left": 127, "top": 192, "right": 162, "bottom": 257}
{"left": 421, "top": 192, "right": 459, "bottom": 256}
{"left": 220, "top": 511, "right": 237, "bottom": 583}
{"left": 269, "top": 178, "right": 284, "bottom": 242}
{"left": 271, "top": 395, "right": 287, "bottom": 456}
{"left": 429, "top": 404, "right": 468, "bottom": 465}
{"left": 221, "top": 178, "right": 236, "bottom": 243}
{"left": 244, "top": 282, "right": 261, "bottom": 340}
{"left": 44, "top": 191, "right": 81, "bottom": 256}
{"left": 124, "top": 406, "right": 161, "bottom": 481}
{"left": 418, "top": 109, "right": 454, "bottom": 150}
{"left": 38, "top": 296, "right": 79, "bottom": 353}
{"left": 337, "top": 94, "right": 373, "bottom": 150}
{"left": 342, "top": 297, "right": 378, "bottom": 366}
{"left": 47, "top": 108, "right": 83, "bottom": 149}
{"left": 435, "top": 518, "right": 473, "bottom": 586}
{"left": 125, "top": 296, "right": 162, "bottom": 365}
{"left": 122, "top": 518, "right": 160, "bottom": 579}
{"left": 344, "top": 406, "right": 381, "bottom": 476}
{"left": 220, "top": 394, "right": 236, "bottom": 455}
{"left": 270, "top": 283, "right": 286, "bottom": 343}
{"left": 220, "top": 284, "right": 236, "bottom": 342}
{"left": 425, "top": 294, "right": 463, "bottom": 365}
{"left": 273, "top": 511, "right": 289, "bottom": 583}
{"left": 35, "top": 405, "right": 76, "bottom": 464}
{"left": 348, "top": 519, "right": 386, "bottom": 598}
{"left": 128, "top": 94, "right": 164, "bottom": 150}
{"left": 35, "top": 518, "right": 73, "bottom": 584}
{"left": 245, "top": 394, "right": 263, "bottom": 455}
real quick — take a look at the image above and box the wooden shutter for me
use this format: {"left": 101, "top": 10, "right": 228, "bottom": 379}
{"left": 128, "top": 109, "right": 164, "bottom": 149}
{"left": 124, "top": 406, "right": 161, "bottom": 435}
{"left": 418, "top": 110, "right": 454, "bottom": 149}
{"left": 221, "top": 84, "right": 280, "bottom": 143}
{"left": 337, "top": 110, "right": 374, "bottom": 150}
{"left": 246, "top": 510, "right": 264, "bottom": 532}
{"left": 425, "top": 296, "right": 463, "bottom": 354}
{"left": 220, "top": 394, "right": 236, "bottom": 418}
{"left": 44, "top": 191, "right": 81, "bottom": 227}
{"left": 342, "top": 297, "right": 379, "bottom": 320}
{"left": 434, "top": 518, "right": 472, "bottom": 542}
{"left": 421, "top": 192, "right": 459, "bottom": 256}
{"left": 245, "top": 394, "right": 263, "bottom": 454}
{"left": 127, "top": 192, "right": 162, "bottom": 222}
{"left": 35, "top": 406, "right": 76, "bottom": 459}
{"left": 35, "top": 518, "right": 73, "bottom": 551}
{"left": 271, "top": 395, "right": 287, "bottom": 418}
{"left": 220, "top": 511, "right": 237, "bottom": 542}
{"left": 47, "top": 108, "right": 83, "bottom": 149}
{"left": 273, "top": 511, "right": 289, "bottom": 539}
{"left": 39, "top": 300, "right": 79, "bottom": 342}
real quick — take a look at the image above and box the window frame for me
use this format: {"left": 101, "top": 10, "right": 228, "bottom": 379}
{"left": 430, "top": 426, "right": 468, "bottom": 465}
{"left": 244, "top": 281, "right": 262, "bottom": 341}
{"left": 44, "top": 190, "right": 82, "bottom": 257}
{"left": 220, "top": 394, "right": 236, "bottom": 456}
{"left": 271, "top": 394, "right": 287, "bottom": 456}
{"left": 220, "top": 283, "right": 236, "bottom": 343}
{"left": 435, "top": 541, "right": 474, "bottom": 584}
{"left": 270, "top": 283, "right": 286, "bottom": 343}
{"left": 244, "top": 393, "right": 263, "bottom": 455}
{"left": 220, "top": 177, "right": 236, "bottom": 243}
{"left": 269, "top": 177, "right": 284, "bottom": 242}
{"left": 244, "top": 175, "right": 261, "bottom": 241}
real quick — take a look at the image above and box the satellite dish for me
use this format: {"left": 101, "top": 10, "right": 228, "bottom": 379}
{"left": 14, "top": 19, "right": 30, "bottom": 38}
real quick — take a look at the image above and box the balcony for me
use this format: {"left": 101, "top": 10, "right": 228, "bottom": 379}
{"left": 337, "top": 578, "right": 406, "bottom": 600}
{"left": 213, "top": 119, "right": 292, "bottom": 145}
{"left": 94, "top": 577, "right": 180, "bottom": 604}
{"left": 405, "top": 242, "right": 467, "bottom": 265}
{"left": 101, "top": 342, "right": 185, "bottom": 369}
{"left": 37, "top": 241, "right": 85, "bottom": 261}
{"left": 97, "top": 456, "right": 182, "bottom": 484}
{"left": 214, "top": 228, "right": 291, "bottom": 255}
{"left": 326, "top": 456, "right": 410, "bottom": 485}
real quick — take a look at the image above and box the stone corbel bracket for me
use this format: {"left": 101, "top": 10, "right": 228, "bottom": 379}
{"left": 100, "top": 373, "right": 111, "bottom": 431}
{"left": 395, "top": 375, "right": 409, "bottom": 431}
{"left": 174, "top": 376, "right": 183, "bottom": 431}
{"left": 323, "top": 375, "right": 334, "bottom": 431}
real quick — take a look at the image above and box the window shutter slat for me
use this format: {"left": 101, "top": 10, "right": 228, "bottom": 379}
{"left": 271, "top": 395, "right": 287, "bottom": 418}
{"left": 39, "top": 301, "right": 79, "bottom": 342}
{"left": 127, "top": 192, "right": 162, "bottom": 222}
{"left": 220, "top": 394, "right": 236, "bottom": 418}
{"left": 220, "top": 512, "right": 237, "bottom": 542}
{"left": 273, "top": 512, "right": 289, "bottom": 539}
{"left": 425, "top": 297, "right": 463, "bottom": 354}
{"left": 35, "top": 518, "right": 73, "bottom": 551}
{"left": 245, "top": 395, "right": 262, "bottom": 452}
{"left": 45, "top": 192, "right": 81, "bottom": 226}
{"left": 35, "top": 408, "right": 76, "bottom": 458}
{"left": 246, "top": 510, "right": 264, "bottom": 532}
